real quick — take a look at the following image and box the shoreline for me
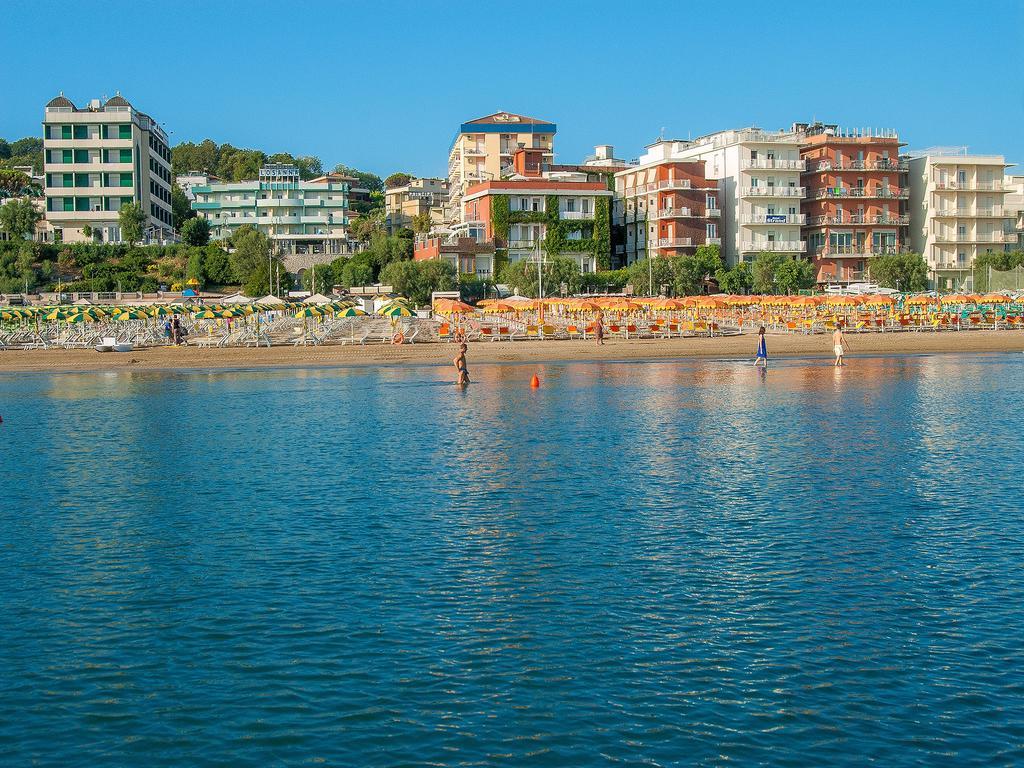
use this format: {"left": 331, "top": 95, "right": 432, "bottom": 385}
{"left": 0, "top": 331, "right": 1021, "bottom": 374}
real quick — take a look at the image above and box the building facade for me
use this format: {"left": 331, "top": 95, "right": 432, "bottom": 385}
{"left": 613, "top": 149, "right": 720, "bottom": 265}
{"left": 798, "top": 124, "right": 909, "bottom": 285}
{"left": 447, "top": 112, "right": 556, "bottom": 229}
{"left": 385, "top": 177, "right": 448, "bottom": 232}
{"left": 1004, "top": 174, "right": 1024, "bottom": 249}
{"left": 191, "top": 164, "right": 356, "bottom": 259}
{"left": 42, "top": 92, "right": 174, "bottom": 244}
{"left": 908, "top": 152, "right": 1015, "bottom": 290}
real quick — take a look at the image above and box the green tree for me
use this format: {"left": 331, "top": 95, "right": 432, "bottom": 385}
{"left": 350, "top": 210, "right": 386, "bottom": 242}
{"left": 241, "top": 258, "right": 286, "bottom": 297}
{"left": 229, "top": 226, "right": 271, "bottom": 284}
{"left": 751, "top": 252, "right": 788, "bottom": 294}
{"left": 341, "top": 254, "right": 374, "bottom": 287}
{"left": 715, "top": 262, "right": 753, "bottom": 295}
{"left": 972, "top": 250, "right": 1024, "bottom": 291}
{"left": 776, "top": 258, "right": 816, "bottom": 294}
{"left": 302, "top": 263, "right": 335, "bottom": 294}
{"left": 333, "top": 164, "right": 384, "bottom": 194}
{"left": 186, "top": 247, "right": 205, "bottom": 286}
{"left": 0, "top": 169, "right": 31, "bottom": 198}
{"left": 626, "top": 256, "right": 674, "bottom": 296}
{"left": 869, "top": 252, "right": 929, "bottom": 292}
{"left": 203, "top": 244, "right": 236, "bottom": 285}
{"left": 0, "top": 198, "right": 41, "bottom": 240}
{"left": 118, "top": 201, "right": 146, "bottom": 245}
{"left": 411, "top": 212, "right": 432, "bottom": 234}
{"left": 180, "top": 216, "right": 211, "bottom": 246}
{"left": 497, "top": 256, "right": 581, "bottom": 298}
{"left": 384, "top": 172, "right": 413, "bottom": 189}
{"left": 171, "top": 185, "right": 195, "bottom": 227}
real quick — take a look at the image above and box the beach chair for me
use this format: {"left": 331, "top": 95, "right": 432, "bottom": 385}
{"left": 479, "top": 326, "right": 494, "bottom": 340}
{"left": 667, "top": 322, "right": 680, "bottom": 337}
{"left": 566, "top": 325, "right": 581, "bottom": 340}
{"left": 524, "top": 324, "right": 540, "bottom": 339}
{"left": 626, "top": 324, "right": 638, "bottom": 339}
{"left": 437, "top": 323, "right": 452, "bottom": 342}
{"left": 540, "top": 324, "right": 557, "bottom": 339}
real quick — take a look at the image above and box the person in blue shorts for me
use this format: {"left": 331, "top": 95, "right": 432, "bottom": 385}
{"left": 753, "top": 326, "right": 768, "bottom": 367}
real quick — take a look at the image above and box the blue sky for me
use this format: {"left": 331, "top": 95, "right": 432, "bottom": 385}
{"left": 4, "top": 0, "right": 1022, "bottom": 177}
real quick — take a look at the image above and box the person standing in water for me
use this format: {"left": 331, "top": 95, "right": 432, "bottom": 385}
{"left": 454, "top": 342, "right": 470, "bottom": 386}
{"left": 753, "top": 326, "right": 768, "bottom": 367}
{"left": 833, "top": 326, "right": 848, "bottom": 366}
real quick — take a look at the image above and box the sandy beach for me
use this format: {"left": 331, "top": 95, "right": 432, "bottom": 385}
{"left": 0, "top": 330, "right": 1021, "bottom": 373}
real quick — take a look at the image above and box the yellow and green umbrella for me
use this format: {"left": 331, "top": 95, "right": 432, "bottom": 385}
{"left": 335, "top": 306, "right": 367, "bottom": 317}
{"left": 294, "top": 306, "right": 324, "bottom": 319}
{"left": 114, "top": 309, "right": 151, "bottom": 320}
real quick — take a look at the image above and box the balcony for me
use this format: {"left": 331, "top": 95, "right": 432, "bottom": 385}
{"left": 560, "top": 210, "right": 593, "bottom": 220}
{"left": 656, "top": 207, "right": 697, "bottom": 219}
{"left": 808, "top": 187, "right": 909, "bottom": 200}
{"left": 934, "top": 207, "right": 1006, "bottom": 218}
{"left": 740, "top": 186, "right": 804, "bottom": 198}
{"left": 654, "top": 237, "right": 694, "bottom": 248}
{"left": 508, "top": 239, "right": 540, "bottom": 250}
{"left": 742, "top": 213, "right": 806, "bottom": 225}
{"left": 815, "top": 245, "right": 909, "bottom": 258}
{"left": 934, "top": 181, "right": 1005, "bottom": 191}
{"left": 707, "top": 207, "right": 721, "bottom": 217}
{"left": 934, "top": 232, "right": 1016, "bottom": 244}
{"left": 464, "top": 147, "right": 486, "bottom": 157}
{"left": 742, "top": 158, "right": 806, "bottom": 171}
{"left": 741, "top": 240, "right": 806, "bottom": 252}
{"left": 706, "top": 237, "right": 722, "bottom": 245}
{"left": 804, "top": 160, "right": 909, "bottom": 173}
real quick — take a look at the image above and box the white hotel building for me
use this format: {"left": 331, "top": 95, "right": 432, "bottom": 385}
{"left": 662, "top": 127, "right": 807, "bottom": 266}
{"left": 908, "top": 151, "right": 1016, "bottom": 290}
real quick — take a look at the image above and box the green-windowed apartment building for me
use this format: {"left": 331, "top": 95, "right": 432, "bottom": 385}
{"left": 43, "top": 92, "right": 174, "bottom": 244}
{"left": 191, "top": 164, "right": 357, "bottom": 258}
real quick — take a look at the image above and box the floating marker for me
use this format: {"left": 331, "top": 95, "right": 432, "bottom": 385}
{"left": 530, "top": 374, "right": 540, "bottom": 389}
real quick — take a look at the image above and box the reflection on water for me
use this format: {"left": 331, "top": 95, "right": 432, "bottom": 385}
{"left": 2, "top": 354, "right": 1024, "bottom": 767}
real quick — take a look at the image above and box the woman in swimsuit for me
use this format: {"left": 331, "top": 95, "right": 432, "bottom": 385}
{"left": 753, "top": 326, "right": 768, "bottom": 367}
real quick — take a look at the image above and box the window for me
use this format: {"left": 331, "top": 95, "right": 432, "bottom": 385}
{"left": 74, "top": 173, "right": 89, "bottom": 187}
{"left": 707, "top": 222, "right": 717, "bottom": 238}
{"left": 73, "top": 125, "right": 88, "bottom": 139}
{"left": 62, "top": 173, "right": 73, "bottom": 188}
{"left": 75, "top": 197, "right": 90, "bottom": 211}
{"left": 706, "top": 194, "right": 716, "bottom": 209}
{"left": 565, "top": 198, "right": 576, "bottom": 212}
{"left": 63, "top": 198, "right": 74, "bottom": 212}
{"left": 118, "top": 124, "right": 132, "bottom": 140}
{"left": 74, "top": 149, "right": 89, "bottom": 163}
{"left": 61, "top": 125, "right": 72, "bottom": 140}
{"left": 120, "top": 149, "right": 132, "bottom": 163}
{"left": 957, "top": 170, "right": 967, "bottom": 185}
{"left": 62, "top": 149, "right": 72, "bottom": 164}
{"left": 582, "top": 198, "right": 591, "bottom": 215}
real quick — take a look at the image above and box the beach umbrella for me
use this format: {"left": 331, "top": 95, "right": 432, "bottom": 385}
{"left": 379, "top": 304, "right": 414, "bottom": 317}
{"left": 294, "top": 306, "right": 324, "bottom": 318}
{"left": 43, "top": 308, "right": 74, "bottom": 321}
{"left": 335, "top": 306, "right": 367, "bottom": 317}
{"left": 113, "top": 309, "right": 151, "bottom": 320}
{"left": 434, "top": 299, "right": 476, "bottom": 314}
{"left": 981, "top": 292, "right": 1011, "bottom": 304}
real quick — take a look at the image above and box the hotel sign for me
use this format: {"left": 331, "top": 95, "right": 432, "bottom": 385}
{"left": 492, "top": 113, "right": 521, "bottom": 123}
{"left": 765, "top": 214, "right": 787, "bottom": 223}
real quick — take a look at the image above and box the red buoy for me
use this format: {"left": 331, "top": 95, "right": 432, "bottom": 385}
{"left": 530, "top": 374, "right": 540, "bottom": 388}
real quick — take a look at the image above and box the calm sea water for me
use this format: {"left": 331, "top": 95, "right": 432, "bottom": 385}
{"left": 2, "top": 353, "right": 1024, "bottom": 767}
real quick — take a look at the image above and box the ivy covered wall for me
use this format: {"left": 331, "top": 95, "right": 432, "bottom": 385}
{"left": 489, "top": 193, "right": 611, "bottom": 269}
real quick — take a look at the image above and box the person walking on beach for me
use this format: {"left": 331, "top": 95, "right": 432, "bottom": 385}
{"left": 753, "top": 326, "right": 768, "bottom": 367}
{"left": 833, "top": 326, "right": 848, "bottom": 366}
{"left": 454, "top": 342, "right": 470, "bottom": 386}
{"left": 595, "top": 312, "right": 605, "bottom": 346}
{"left": 170, "top": 316, "right": 181, "bottom": 346}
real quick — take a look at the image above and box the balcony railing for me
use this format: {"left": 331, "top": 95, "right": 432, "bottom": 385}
{"left": 740, "top": 240, "right": 806, "bottom": 252}
{"left": 806, "top": 214, "right": 910, "bottom": 226}
{"left": 655, "top": 237, "right": 694, "bottom": 248}
{"left": 742, "top": 213, "right": 807, "bottom": 225}
{"left": 706, "top": 237, "right": 722, "bottom": 245}
{"left": 934, "top": 233, "right": 1015, "bottom": 244}
{"left": 742, "top": 158, "right": 806, "bottom": 171}
{"left": 621, "top": 179, "right": 717, "bottom": 196}
{"left": 934, "top": 207, "right": 1006, "bottom": 217}
{"left": 707, "top": 207, "right": 721, "bottom": 217}
{"left": 814, "top": 245, "right": 908, "bottom": 257}
{"left": 804, "top": 160, "right": 909, "bottom": 173}
{"left": 934, "top": 181, "right": 1005, "bottom": 191}
{"left": 740, "top": 186, "right": 805, "bottom": 198}
{"left": 809, "top": 187, "right": 909, "bottom": 200}
{"left": 463, "top": 147, "right": 486, "bottom": 156}
{"left": 507, "top": 239, "right": 540, "bottom": 249}
{"left": 560, "top": 210, "right": 593, "bottom": 220}
{"left": 656, "top": 207, "right": 694, "bottom": 218}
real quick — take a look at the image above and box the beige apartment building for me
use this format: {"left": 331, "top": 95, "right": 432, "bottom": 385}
{"left": 447, "top": 111, "right": 555, "bottom": 229}
{"left": 385, "top": 177, "right": 448, "bottom": 232}
{"left": 43, "top": 93, "right": 174, "bottom": 244}
{"left": 908, "top": 151, "right": 1016, "bottom": 290}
